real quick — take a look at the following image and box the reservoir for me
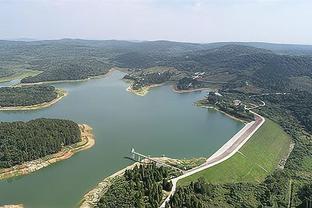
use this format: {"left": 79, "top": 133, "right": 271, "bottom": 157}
{"left": 0, "top": 71, "right": 243, "bottom": 208}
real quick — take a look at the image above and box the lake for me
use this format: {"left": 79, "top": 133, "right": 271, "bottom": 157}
{"left": 0, "top": 71, "right": 243, "bottom": 208}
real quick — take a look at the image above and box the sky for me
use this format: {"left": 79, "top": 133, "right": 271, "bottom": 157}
{"left": 0, "top": 0, "right": 312, "bottom": 44}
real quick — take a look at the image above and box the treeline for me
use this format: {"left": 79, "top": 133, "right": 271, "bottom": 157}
{"left": 0, "top": 85, "right": 58, "bottom": 107}
{"left": 168, "top": 173, "right": 312, "bottom": 208}
{"left": 97, "top": 163, "right": 176, "bottom": 208}
{"left": 0, "top": 118, "right": 81, "bottom": 168}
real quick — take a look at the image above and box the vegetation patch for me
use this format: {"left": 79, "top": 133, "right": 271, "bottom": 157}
{"left": 97, "top": 163, "right": 180, "bottom": 208}
{"left": 124, "top": 67, "right": 179, "bottom": 91}
{"left": 21, "top": 58, "right": 112, "bottom": 83}
{"left": 168, "top": 173, "right": 293, "bottom": 208}
{"left": 0, "top": 85, "right": 58, "bottom": 107}
{"left": 198, "top": 92, "right": 255, "bottom": 122}
{"left": 289, "top": 76, "right": 312, "bottom": 92}
{"left": 0, "top": 123, "right": 94, "bottom": 180}
{"left": 178, "top": 119, "right": 291, "bottom": 185}
{"left": 0, "top": 118, "right": 81, "bottom": 169}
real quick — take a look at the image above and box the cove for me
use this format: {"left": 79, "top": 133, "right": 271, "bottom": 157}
{"left": 0, "top": 71, "right": 243, "bottom": 208}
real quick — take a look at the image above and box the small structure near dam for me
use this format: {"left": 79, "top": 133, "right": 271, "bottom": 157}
{"left": 130, "top": 148, "right": 183, "bottom": 173}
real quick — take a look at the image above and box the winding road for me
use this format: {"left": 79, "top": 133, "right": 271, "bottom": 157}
{"left": 160, "top": 111, "right": 265, "bottom": 207}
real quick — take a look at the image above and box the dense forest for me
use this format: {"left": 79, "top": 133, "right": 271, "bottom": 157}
{"left": 112, "top": 44, "right": 312, "bottom": 93}
{"left": 97, "top": 163, "right": 177, "bottom": 208}
{"left": 115, "top": 44, "right": 312, "bottom": 94}
{"left": 256, "top": 90, "right": 312, "bottom": 134}
{"left": 0, "top": 118, "right": 81, "bottom": 168}
{"left": 168, "top": 174, "right": 312, "bottom": 208}
{"left": 0, "top": 85, "right": 58, "bottom": 107}
{"left": 21, "top": 58, "right": 111, "bottom": 83}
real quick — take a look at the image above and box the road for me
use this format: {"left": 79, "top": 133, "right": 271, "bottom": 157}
{"left": 160, "top": 112, "right": 265, "bottom": 208}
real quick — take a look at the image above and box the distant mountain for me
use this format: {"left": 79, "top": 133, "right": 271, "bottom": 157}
{"left": 4, "top": 38, "right": 38, "bottom": 42}
{"left": 205, "top": 42, "right": 312, "bottom": 56}
{"left": 161, "top": 45, "right": 274, "bottom": 72}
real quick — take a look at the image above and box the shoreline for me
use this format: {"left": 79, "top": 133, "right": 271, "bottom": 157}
{"left": 126, "top": 83, "right": 164, "bottom": 96}
{"left": 0, "top": 124, "right": 95, "bottom": 180}
{"left": 126, "top": 82, "right": 210, "bottom": 97}
{"left": 198, "top": 104, "right": 248, "bottom": 124}
{"left": 0, "top": 88, "right": 68, "bottom": 111}
{"left": 79, "top": 156, "right": 207, "bottom": 207}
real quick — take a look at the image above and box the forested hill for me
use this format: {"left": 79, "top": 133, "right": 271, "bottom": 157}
{"left": 0, "top": 118, "right": 81, "bottom": 168}
{"left": 0, "top": 39, "right": 312, "bottom": 90}
{"left": 161, "top": 45, "right": 312, "bottom": 91}
{"left": 0, "top": 85, "right": 58, "bottom": 107}
{"left": 113, "top": 43, "right": 312, "bottom": 92}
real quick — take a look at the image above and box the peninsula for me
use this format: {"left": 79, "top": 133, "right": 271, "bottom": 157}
{"left": 0, "top": 85, "right": 67, "bottom": 111}
{"left": 0, "top": 119, "right": 95, "bottom": 180}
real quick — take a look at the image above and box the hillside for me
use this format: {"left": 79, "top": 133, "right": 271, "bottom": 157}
{"left": 0, "top": 40, "right": 312, "bottom": 90}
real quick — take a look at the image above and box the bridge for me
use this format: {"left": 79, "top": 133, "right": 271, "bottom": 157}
{"left": 130, "top": 148, "right": 183, "bottom": 173}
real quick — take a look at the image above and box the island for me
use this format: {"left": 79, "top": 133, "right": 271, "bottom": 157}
{"left": 0, "top": 118, "right": 95, "bottom": 180}
{"left": 0, "top": 85, "right": 67, "bottom": 110}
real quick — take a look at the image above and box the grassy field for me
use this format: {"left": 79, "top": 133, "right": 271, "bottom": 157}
{"left": 178, "top": 119, "right": 291, "bottom": 186}
{"left": 0, "top": 70, "right": 41, "bottom": 83}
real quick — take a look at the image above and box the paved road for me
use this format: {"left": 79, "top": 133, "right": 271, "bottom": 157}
{"left": 160, "top": 112, "right": 265, "bottom": 207}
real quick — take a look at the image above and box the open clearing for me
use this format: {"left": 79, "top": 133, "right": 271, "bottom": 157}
{"left": 178, "top": 119, "right": 291, "bottom": 186}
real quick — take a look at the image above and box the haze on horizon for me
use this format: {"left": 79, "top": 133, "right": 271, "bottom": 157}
{"left": 1, "top": 0, "right": 312, "bottom": 45}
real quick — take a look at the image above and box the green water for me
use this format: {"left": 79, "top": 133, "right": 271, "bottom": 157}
{"left": 0, "top": 71, "right": 243, "bottom": 208}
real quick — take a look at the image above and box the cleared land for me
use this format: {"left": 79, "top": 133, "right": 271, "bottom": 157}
{"left": 178, "top": 119, "right": 291, "bottom": 186}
